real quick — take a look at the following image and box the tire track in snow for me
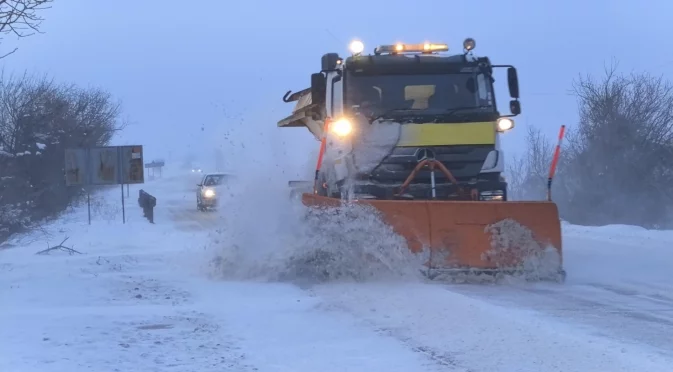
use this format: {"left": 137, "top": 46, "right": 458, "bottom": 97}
{"left": 446, "top": 282, "right": 673, "bottom": 358}
{"left": 165, "top": 199, "right": 222, "bottom": 232}
{"left": 308, "top": 282, "right": 673, "bottom": 372}
{"left": 309, "top": 290, "right": 472, "bottom": 372}
{"left": 591, "top": 281, "right": 673, "bottom": 306}
{"left": 372, "top": 326, "right": 475, "bottom": 372}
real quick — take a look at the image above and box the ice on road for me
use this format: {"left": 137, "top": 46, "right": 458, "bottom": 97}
{"left": 2, "top": 170, "right": 673, "bottom": 372}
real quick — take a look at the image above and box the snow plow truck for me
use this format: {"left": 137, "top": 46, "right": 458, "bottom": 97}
{"left": 278, "top": 38, "right": 565, "bottom": 282}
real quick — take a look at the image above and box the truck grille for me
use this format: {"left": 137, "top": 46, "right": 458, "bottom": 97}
{"left": 369, "top": 145, "right": 494, "bottom": 184}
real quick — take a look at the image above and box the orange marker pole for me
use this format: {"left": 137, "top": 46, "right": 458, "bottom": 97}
{"left": 547, "top": 125, "right": 566, "bottom": 201}
{"left": 313, "top": 118, "right": 330, "bottom": 194}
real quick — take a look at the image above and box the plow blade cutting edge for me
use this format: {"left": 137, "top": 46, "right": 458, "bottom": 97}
{"left": 301, "top": 194, "right": 565, "bottom": 282}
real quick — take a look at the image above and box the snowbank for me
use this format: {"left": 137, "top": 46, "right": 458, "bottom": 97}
{"left": 563, "top": 221, "right": 673, "bottom": 245}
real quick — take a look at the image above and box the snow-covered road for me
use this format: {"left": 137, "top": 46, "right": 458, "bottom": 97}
{"left": 1, "top": 171, "right": 672, "bottom": 372}
{"left": 444, "top": 228, "right": 673, "bottom": 357}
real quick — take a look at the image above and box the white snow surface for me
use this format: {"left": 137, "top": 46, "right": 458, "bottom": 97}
{"left": 2, "top": 166, "right": 673, "bottom": 372}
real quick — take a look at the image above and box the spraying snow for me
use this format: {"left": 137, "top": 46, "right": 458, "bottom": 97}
{"left": 204, "top": 172, "right": 424, "bottom": 284}
{"left": 483, "top": 219, "right": 564, "bottom": 282}
{"left": 202, "top": 117, "right": 424, "bottom": 284}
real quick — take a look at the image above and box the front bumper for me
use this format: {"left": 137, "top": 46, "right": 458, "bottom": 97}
{"left": 348, "top": 179, "right": 507, "bottom": 201}
{"left": 200, "top": 197, "right": 218, "bottom": 207}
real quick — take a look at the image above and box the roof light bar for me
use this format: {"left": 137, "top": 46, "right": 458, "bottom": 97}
{"left": 374, "top": 43, "right": 449, "bottom": 55}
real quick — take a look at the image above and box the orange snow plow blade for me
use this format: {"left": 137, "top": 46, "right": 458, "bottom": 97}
{"left": 301, "top": 194, "right": 563, "bottom": 279}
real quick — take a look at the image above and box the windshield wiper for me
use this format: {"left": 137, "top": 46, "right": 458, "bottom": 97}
{"left": 369, "top": 108, "right": 423, "bottom": 122}
{"left": 364, "top": 105, "right": 493, "bottom": 123}
{"left": 442, "top": 105, "right": 493, "bottom": 116}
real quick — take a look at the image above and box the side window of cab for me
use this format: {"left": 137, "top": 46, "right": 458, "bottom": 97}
{"left": 477, "top": 74, "right": 493, "bottom": 105}
{"left": 331, "top": 74, "right": 343, "bottom": 117}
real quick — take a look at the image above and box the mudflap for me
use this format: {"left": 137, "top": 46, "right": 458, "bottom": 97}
{"left": 301, "top": 193, "right": 565, "bottom": 283}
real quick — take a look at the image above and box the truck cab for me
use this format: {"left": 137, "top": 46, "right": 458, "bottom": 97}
{"left": 279, "top": 39, "right": 521, "bottom": 202}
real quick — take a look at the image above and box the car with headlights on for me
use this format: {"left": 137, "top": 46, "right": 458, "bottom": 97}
{"left": 196, "top": 172, "right": 230, "bottom": 211}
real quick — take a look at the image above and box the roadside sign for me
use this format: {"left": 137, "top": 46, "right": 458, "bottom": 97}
{"left": 64, "top": 145, "right": 145, "bottom": 186}
{"left": 120, "top": 145, "right": 144, "bottom": 184}
{"left": 89, "top": 146, "right": 120, "bottom": 185}
{"left": 145, "top": 160, "right": 165, "bottom": 168}
{"left": 64, "top": 148, "right": 87, "bottom": 186}
{"left": 64, "top": 145, "right": 145, "bottom": 225}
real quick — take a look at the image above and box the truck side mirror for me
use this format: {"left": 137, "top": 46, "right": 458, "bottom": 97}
{"left": 507, "top": 67, "right": 520, "bottom": 99}
{"left": 321, "top": 53, "right": 341, "bottom": 71}
{"left": 311, "top": 72, "right": 326, "bottom": 106}
{"left": 510, "top": 100, "right": 521, "bottom": 115}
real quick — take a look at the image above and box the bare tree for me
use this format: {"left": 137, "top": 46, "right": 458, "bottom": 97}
{"left": 505, "top": 153, "right": 526, "bottom": 200}
{"left": 560, "top": 62, "right": 673, "bottom": 227}
{"left": 524, "top": 126, "right": 553, "bottom": 189}
{"left": 506, "top": 126, "right": 554, "bottom": 201}
{"left": 0, "top": 0, "right": 53, "bottom": 58}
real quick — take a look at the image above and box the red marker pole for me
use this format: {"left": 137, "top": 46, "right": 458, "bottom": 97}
{"left": 547, "top": 125, "right": 566, "bottom": 201}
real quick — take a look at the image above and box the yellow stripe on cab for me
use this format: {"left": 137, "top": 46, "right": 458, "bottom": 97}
{"left": 397, "top": 121, "right": 496, "bottom": 147}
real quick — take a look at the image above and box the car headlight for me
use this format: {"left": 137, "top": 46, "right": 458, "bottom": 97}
{"left": 204, "top": 189, "right": 215, "bottom": 198}
{"left": 496, "top": 118, "right": 515, "bottom": 132}
{"left": 480, "top": 190, "right": 504, "bottom": 201}
{"left": 330, "top": 118, "right": 353, "bottom": 137}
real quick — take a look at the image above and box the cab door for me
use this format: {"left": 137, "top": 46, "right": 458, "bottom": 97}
{"left": 325, "top": 71, "right": 344, "bottom": 118}
{"left": 330, "top": 72, "right": 344, "bottom": 118}
{"left": 324, "top": 71, "right": 351, "bottom": 184}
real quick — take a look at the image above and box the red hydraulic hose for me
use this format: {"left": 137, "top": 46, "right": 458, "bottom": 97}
{"left": 547, "top": 125, "right": 566, "bottom": 201}
{"left": 313, "top": 118, "right": 330, "bottom": 194}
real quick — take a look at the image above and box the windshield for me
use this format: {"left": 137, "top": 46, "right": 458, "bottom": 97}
{"left": 203, "top": 175, "right": 226, "bottom": 186}
{"left": 345, "top": 72, "right": 495, "bottom": 115}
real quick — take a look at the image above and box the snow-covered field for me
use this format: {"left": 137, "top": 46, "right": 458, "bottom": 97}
{"left": 2, "top": 168, "right": 672, "bottom": 372}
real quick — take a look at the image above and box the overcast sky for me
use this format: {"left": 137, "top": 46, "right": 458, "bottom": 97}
{"left": 4, "top": 0, "right": 672, "bottom": 177}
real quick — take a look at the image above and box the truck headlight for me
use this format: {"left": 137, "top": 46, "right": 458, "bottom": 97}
{"left": 496, "top": 118, "right": 515, "bottom": 132}
{"left": 204, "top": 189, "right": 215, "bottom": 198}
{"left": 330, "top": 118, "right": 353, "bottom": 137}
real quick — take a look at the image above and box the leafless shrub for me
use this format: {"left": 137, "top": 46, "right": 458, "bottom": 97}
{"left": 0, "top": 71, "right": 124, "bottom": 241}
{"left": 560, "top": 62, "right": 673, "bottom": 228}
{"left": 0, "top": 0, "right": 53, "bottom": 58}
{"left": 506, "top": 126, "right": 554, "bottom": 201}
{"left": 511, "top": 61, "right": 673, "bottom": 228}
